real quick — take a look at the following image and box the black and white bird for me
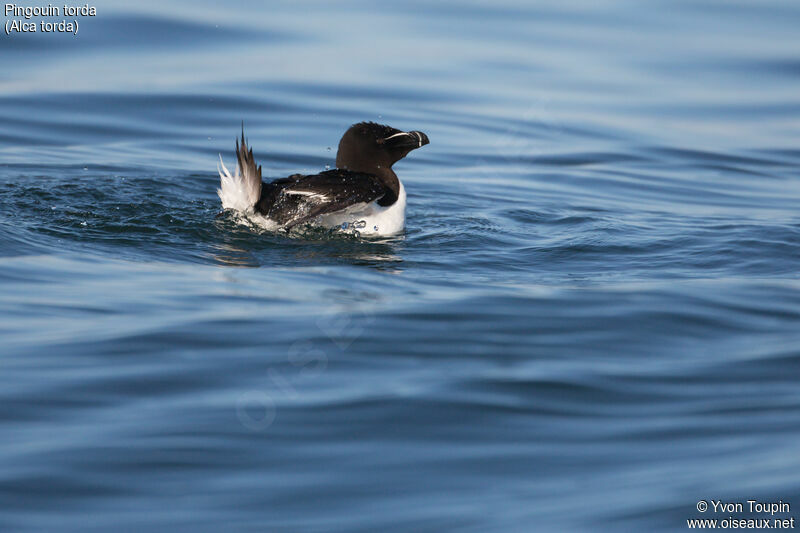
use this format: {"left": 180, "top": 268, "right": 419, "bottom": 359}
{"left": 218, "top": 122, "right": 429, "bottom": 236}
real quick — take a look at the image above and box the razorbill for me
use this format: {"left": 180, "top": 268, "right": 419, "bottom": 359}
{"left": 218, "top": 122, "right": 429, "bottom": 236}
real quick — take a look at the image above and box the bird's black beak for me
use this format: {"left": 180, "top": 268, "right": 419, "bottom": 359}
{"left": 383, "top": 130, "right": 430, "bottom": 150}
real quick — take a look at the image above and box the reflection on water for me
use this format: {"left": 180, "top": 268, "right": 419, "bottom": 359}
{"left": 210, "top": 213, "right": 406, "bottom": 270}
{"left": 209, "top": 242, "right": 259, "bottom": 268}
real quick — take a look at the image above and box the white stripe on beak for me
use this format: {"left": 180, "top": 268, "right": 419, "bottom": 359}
{"left": 382, "top": 132, "right": 412, "bottom": 142}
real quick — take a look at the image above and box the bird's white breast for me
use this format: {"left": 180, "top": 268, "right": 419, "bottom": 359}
{"left": 317, "top": 182, "right": 406, "bottom": 237}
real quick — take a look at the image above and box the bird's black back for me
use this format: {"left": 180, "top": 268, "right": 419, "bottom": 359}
{"left": 255, "top": 169, "right": 388, "bottom": 229}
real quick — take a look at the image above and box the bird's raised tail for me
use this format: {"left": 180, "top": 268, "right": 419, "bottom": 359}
{"left": 217, "top": 130, "right": 262, "bottom": 212}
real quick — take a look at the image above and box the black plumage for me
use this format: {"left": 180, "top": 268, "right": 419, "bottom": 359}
{"left": 256, "top": 169, "right": 387, "bottom": 229}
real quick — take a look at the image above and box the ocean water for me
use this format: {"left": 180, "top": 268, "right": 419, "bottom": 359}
{"left": 2, "top": 1, "right": 800, "bottom": 531}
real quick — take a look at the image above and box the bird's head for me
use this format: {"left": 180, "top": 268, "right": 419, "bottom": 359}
{"left": 336, "top": 122, "right": 429, "bottom": 174}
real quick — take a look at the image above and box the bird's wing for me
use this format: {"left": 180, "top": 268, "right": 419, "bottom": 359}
{"left": 260, "top": 170, "right": 386, "bottom": 229}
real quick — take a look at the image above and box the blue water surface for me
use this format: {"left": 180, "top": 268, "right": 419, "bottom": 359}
{"left": 2, "top": 1, "right": 800, "bottom": 531}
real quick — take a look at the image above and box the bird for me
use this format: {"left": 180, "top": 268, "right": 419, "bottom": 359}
{"left": 218, "top": 122, "right": 429, "bottom": 236}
